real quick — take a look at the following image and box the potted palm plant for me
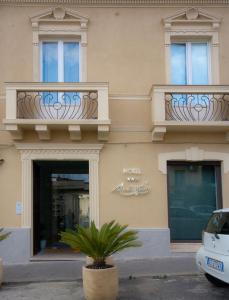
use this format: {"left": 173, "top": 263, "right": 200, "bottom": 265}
{"left": 60, "top": 220, "right": 141, "bottom": 300}
{"left": 0, "top": 228, "right": 11, "bottom": 286}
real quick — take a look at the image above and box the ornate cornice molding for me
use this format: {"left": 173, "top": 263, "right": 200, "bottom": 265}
{"left": 30, "top": 6, "right": 89, "bottom": 27}
{"left": 16, "top": 144, "right": 104, "bottom": 161}
{"left": 1, "top": 0, "right": 229, "bottom": 6}
{"left": 15, "top": 143, "right": 104, "bottom": 151}
{"left": 163, "top": 7, "right": 221, "bottom": 27}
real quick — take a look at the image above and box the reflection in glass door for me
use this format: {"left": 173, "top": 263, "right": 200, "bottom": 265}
{"left": 167, "top": 162, "right": 222, "bottom": 242}
{"left": 33, "top": 161, "right": 89, "bottom": 255}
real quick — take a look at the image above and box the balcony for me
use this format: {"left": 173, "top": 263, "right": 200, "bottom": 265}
{"left": 3, "top": 82, "right": 110, "bottom": 141}
{"left": 151, "top": 85, "right": 229, "bottom": 141}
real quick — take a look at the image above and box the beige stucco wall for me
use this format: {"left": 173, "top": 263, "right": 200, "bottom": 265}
{"left": 1, "top": 139, "right": 229, "bottom": 228}
{"left": 1, "top": 6, "right": 229, "bottom": 94}
{"left": 1, "top": 4, "right": 229, "bottom": 229}
{"left": 99, "top": 143, "right": 229, "bottom": 227}
{"left": 99, "top": 143, "right": 168, "bottom": 228}
{"left": 0, "top": 146, "right": 21, "bottom": 227}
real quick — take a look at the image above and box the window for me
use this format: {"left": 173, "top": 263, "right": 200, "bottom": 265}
{"left": 206, "top": 212, "right": 229, "bottom": 235}
{"left": 171, "top": 42, "right": 210, "bottom": 85}
{"left": 40, "top": 41, "right": 80, "bottom": 105}
{"left": 170, "top": 42, "right": 210, "bottom": 110}
{"left": 31, "top": 7, "right": 88, "bottom": 82}
{"left": 41, "top": 41, "right": 80, "bottom": 83}
{"left": 163, "top": 7, "right": 220, "bottom": 84}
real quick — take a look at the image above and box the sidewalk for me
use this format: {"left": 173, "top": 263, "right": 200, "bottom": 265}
{"left": 3, "top": 253, "right": 198, "bottom": 283}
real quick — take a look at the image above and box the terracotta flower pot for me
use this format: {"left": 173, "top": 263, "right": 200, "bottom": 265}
{"left": 0, "top": 258, "right": 3, "bottom": 287}
{"left": 83, "top": 265, "right": 118, "bottom": 300}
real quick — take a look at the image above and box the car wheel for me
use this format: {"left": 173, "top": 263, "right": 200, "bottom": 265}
{"left": 205, "top": 273, "right": 229, "bottom": 287}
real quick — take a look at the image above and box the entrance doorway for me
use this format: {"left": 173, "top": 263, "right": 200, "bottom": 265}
{"left": 167, "top": 161, "right": 222, "bottom": 242}
{"left": 33, "top": 160, "right": 89, "bottom": 255}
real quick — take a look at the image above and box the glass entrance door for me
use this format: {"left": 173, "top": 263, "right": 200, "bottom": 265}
{"left": 33, "top": 161, "right": 89, "bottom": 255}
{"left": 167, "top": 162, "right": 222, "bottom": 242}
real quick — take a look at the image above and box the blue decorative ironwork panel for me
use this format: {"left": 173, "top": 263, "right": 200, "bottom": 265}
{"left": 165, "top": 93, "right": 229, "bottom": 121}
{"left": 17, "top": 91, "right": 98, "bottom": 120}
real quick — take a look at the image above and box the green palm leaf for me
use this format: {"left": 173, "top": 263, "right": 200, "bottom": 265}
{"left": 0, "top": 228, "right": 11, "bottom": 242}
{"left": 60, "top": 221, "right": 141, "bottom": 267}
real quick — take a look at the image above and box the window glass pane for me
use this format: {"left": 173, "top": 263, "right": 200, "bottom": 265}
{"left": 171, "top": 43, "right": 187, "bottom": 84}
{"left": 64, "top": 42, "right": 79, "bottom": 82}
{"left": 42, "top": 42, "right": 58, "bottom": 82}
{"left": 191, "top": 43, "right": 209, "bottom": 84}
{"left": 206, "top": 213, "right": 229, "bottom": 235}
{"left": 64, "top": 42, "right": 80, "bottom": 105}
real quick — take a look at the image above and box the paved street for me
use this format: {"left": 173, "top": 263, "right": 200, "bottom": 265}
{"left": 0, "top": 275, "right": 228, "bottom": 300}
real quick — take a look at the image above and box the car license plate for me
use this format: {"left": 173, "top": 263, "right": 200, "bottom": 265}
{"left": 206, "top": 257, "right": 224, "bottom": 272}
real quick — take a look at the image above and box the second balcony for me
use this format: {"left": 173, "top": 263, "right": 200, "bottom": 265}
{"left": 151, "top": 85, "right": 229, "bottom": 141}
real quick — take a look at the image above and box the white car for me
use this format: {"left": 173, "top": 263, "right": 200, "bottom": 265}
{"left": 196, "top": 208, "right": 229, "bottom": 287}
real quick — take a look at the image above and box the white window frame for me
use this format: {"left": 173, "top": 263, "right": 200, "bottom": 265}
{"left": 163, "top": 8, "right": 221, "bottom": 85}
{"left": 40, "top": 39, "right": 82, "bottom": 82}
{"left": 170, "top": 41, "right": 212, "bottom": 85}
{"left": 30, "top": 7, "right": 88, "bottom": 82}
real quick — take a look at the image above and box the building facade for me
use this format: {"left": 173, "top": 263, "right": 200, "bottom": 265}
{"left": 1, "top": 0, "right": 229, "bottom": 264}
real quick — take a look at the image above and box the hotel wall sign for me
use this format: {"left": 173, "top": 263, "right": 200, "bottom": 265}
{"left": 113, "top": 168, "right": 150, "bottom": 196}
{"left": 123, "top": 168, "right": 142, "bottom": 175}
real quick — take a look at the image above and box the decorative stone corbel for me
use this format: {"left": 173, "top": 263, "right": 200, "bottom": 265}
{"left": 35, "top": 125, "right": 50, "bottom": 140}
{"left": 5, "top": 124, "right": 23, "bottom": 140}
{"left": 68, "top": 125, "right": 82, "bottom": 141}
{"left": 98, "top": 125, "right": 110, "bottom": 141}
{"left": 152, "top": 127, "right": 166, "bottom": 142}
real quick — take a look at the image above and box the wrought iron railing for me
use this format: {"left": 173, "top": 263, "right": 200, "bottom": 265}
{"left": 165, "top": 93, "right": 229, "bottom": 122}
{"left": 17, "top": 90, "right": 98, "bottom": 120}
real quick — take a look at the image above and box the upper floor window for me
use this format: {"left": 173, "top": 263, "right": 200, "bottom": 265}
{"left": 41, "top": 41, "right": 80, "bottom": 83}
{"left": 171, "top": 42, "right": 210, "bottom": 85}
{"left": 163, "top": 7, "right": 221, "bottom": 85}
{"left": 31, "top": 7, "right": 89, "bottom": 82}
